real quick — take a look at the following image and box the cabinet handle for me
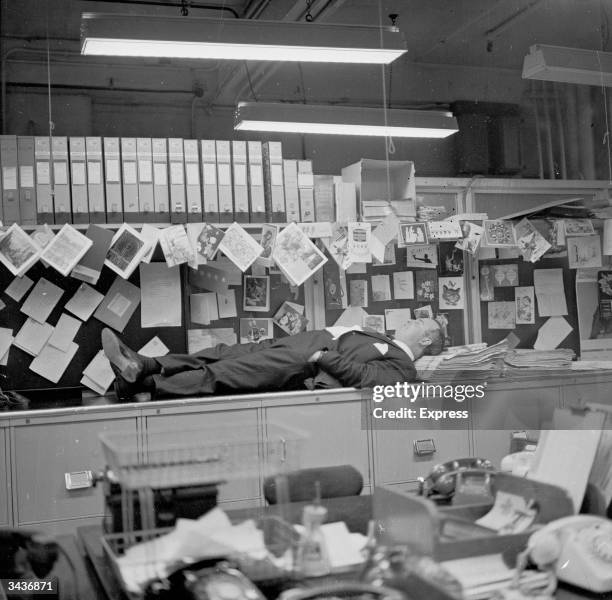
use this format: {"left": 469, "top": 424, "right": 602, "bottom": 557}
{"left": 403, "top": 477, "right": 426, "bottom": 495}
{"left": 280, "top": 437, "right": 287, "bottom": 462}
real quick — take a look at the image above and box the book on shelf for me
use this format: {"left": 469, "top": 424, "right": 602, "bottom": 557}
{"left": 152, "top": 138, "right": 170, "bottom": 222}
{"left": 86, "top": 136, "right": 105, "bottom": 223}
{"left": 184, "top": 139, "right": 203, "bottom": 223}
{"left": 247, "top": 140, "right": 266, "bottom": 223}
{"left": 334, "top": 176, "right": 357, "bottom": 223}
{"left": 168, "top": 137, "right": 187, "bottom": 224}
{"left": 51, "top": 136, "right": 71, "bottom": 224}
{"left": 69, "top": 136, "right": 89, "bottom": 224}
{"left": 216, "top": 140, "right": 233, "bottom": 223}
{"left": 201, "top": 139, "right": 219, "bottom": 222}
{"left": 1, "top": 134, "right": 19, "bottom": 225}
{"left": 283, "top": 159, "right": 300, "bottom": 223}
{"left": 34, "top": 136, "right": 54, "bottom": 224}
{"left": 136, "top": 137, "right": 154, "bottom": 222}
{"left": 17, "top": 136, "right": 36, "bottom": 226}
{"left": 103, "top": 137, "right": 123, "bottom": 223}
{"left": 263, "top": 141, "right": 285, "bottom": 223}
{"left": 231, "top": 140, "right": 249, "bottom": 223}
{"left": 314, "top": 174, "right": 335, "bottom": 222}
{"left": 120, "top": 137, "right": 139, "bottom": 223}
{"left": 297, "top": 159, "right": 315, "bottom": 222}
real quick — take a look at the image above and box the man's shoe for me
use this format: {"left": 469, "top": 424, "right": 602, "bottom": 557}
{"left": 102, "top": 328, "right": 144, "bottom": 383}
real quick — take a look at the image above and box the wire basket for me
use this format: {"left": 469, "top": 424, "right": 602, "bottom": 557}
{"left": 102, "top": 517, "right": 299, "bottom": 599}
{"left": 99, "top": 423, "right": 306, "bottom": 490}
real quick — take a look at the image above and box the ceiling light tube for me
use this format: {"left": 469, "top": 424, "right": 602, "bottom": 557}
{"left": 80, "top": 13, "right": 407, "bottom": 64}
{"left": 523, "top": 44, "right": 612, "bottom": 87}
{"left": 234, "top": 102, "right": 459, "bottom": 138}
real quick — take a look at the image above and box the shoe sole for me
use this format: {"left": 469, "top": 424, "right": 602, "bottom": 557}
{"left": 101, "top": 328, "right": 141, "bottom": 383}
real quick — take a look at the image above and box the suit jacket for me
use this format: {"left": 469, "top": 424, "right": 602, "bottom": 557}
{"left": 312, "top": 329, "right": 417, "bottom": 389}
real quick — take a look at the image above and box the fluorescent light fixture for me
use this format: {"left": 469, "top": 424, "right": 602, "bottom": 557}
{"left": 234, "top": 102, "right": 459, "bottom": 138}
{"left": 523, "top": 44, "right": 612, "bottom": 87}
{"left": 80, "top": 13, "right": 406, "bottom": 64}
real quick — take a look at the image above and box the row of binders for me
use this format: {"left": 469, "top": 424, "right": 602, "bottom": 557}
{"left": 0, "top": 136, "right": 358, "bottom": 227}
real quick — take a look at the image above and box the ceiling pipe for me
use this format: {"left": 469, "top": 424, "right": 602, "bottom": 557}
{"left": 78, "top": 0, "right": 240, "bottom": 18}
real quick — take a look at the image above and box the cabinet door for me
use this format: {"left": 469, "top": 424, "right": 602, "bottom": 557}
{"left": 145, "top": 408, "right": 260, "bottom": 504}
{"left": 373, "top": 428, "right": 470, "bottom": 485}
{"left": 13, "top": 417, "right": 137, "bottom": 525}
{"left": 265, "top": 400, "right": 371, "bottom": 486}
{"left": 0, "top": 427, "right": 9, "bottom": 526}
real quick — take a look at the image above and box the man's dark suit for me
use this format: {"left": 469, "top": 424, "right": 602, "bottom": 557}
{"left": 152, "top": 329, "right": 417, "bottom": 398}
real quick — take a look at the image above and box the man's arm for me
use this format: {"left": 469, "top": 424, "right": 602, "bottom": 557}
{"left": 310, "top": 350, "right": 416, "bottom": 388}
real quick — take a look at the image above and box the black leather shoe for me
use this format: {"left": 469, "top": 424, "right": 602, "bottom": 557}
{"left": 102, "top": 328, "right": 145, "bottom": 383}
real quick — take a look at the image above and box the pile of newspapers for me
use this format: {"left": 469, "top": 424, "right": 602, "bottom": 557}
{"left": 415, "top": 338, "right": 510, "bottom": 381}
{"left": 504, "top": 348, "right": 575, "bottom": 369}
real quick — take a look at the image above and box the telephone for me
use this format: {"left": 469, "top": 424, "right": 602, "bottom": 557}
{"left": 423, "top": 458, "right": 495, "bottom": 499}
{"left": 527, "top": 515, "right": 612, "bottom": 593}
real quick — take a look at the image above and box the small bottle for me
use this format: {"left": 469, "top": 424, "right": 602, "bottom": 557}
{"left": 296, "top": 503, "right": 330, "bottom": 577}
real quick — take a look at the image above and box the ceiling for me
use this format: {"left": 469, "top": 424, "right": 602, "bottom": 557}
{"left": 2, "top": 0, "right": 611, "bottom": 107}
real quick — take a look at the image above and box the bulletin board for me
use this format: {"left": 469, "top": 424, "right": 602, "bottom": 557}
{"left": 0, "top": 244, "right": 187, "bottom": 399}
{"left": 478, "top": 256, "right": 581, "bottom": 353}
{"left": 185, "top": 265, "right": 305, "bottom": 348}
{"left": 321, "top": 243, "right": 466, "bottom": 347}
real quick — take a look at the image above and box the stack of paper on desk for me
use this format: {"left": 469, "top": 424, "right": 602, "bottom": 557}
{"left": 504, "top": 348, "right": 575, "bottom": 369}
{"left": 442, "top": 554, "right": 549, "bottom": 600}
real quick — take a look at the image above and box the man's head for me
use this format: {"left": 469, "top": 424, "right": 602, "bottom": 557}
{"left": 395, "top": 318, "right": 444, "bottom": 359}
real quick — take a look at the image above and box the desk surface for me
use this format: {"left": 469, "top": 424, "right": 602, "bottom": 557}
{"left": 76, "top": 497, "right": 611, "bottom": 600}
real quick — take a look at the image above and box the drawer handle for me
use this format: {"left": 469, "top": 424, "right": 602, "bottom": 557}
{"left": 64, "top": 470, "right": 94, "bottom": 490}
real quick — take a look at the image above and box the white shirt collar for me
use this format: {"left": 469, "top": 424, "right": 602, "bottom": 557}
{"left": 392, "top": 338, "right": 415, "bottom": 361}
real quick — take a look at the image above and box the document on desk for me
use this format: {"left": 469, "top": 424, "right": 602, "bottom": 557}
{"left": 475, "top": 491, "right": 537, "bottom": 533}
{"left": 533, "top": 268, "right": 567, "bottom": 316}
{"left": 21, "top": 277, "right": 64, "bottom": 323}
{"left": 533, "top": 316, "right": 572, "bottom": 350}
{"left": 140, "top": 263, "right": 181, "bottom": 327}
{"left": 65, "top": 282, "right": 104, "bottom": 322}
{"left": 29, "top": 341, "right": 78, "bottom": 383}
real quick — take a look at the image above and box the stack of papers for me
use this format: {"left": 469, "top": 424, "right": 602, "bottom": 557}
{"left": 415, "top": 339, "right": 510, "bottom": 381}
{"left": 504, "top": 348, "right": 575, "bottom": 369}
{"left": 360, "top": 198, "right": 415, "bottom": 223}
{"left": 442, "top": 554, "right": 550, "bottom": 600}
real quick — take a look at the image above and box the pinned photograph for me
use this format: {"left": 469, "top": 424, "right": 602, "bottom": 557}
{"left": 363, "top": 314, "right": 385, "bottom": 334}
{"left": 406, "top": 244, "right": 438, "bottom": 269}
{"left": 493, "top": 264, "right": 519, "bottom": 287}
{"left": 567, "top": 235, "right": 602, "bottom": 269}
{"left": 272, "top": 223, "right": 327, "bottom": 286}
{"left": 414, "top": 305, "right": 434, "bottom": 319}
{"left": 188, "top": 222, "right": 224, "bottom": 266}
{"left": 479, "top": 265, "right": 495, "bottom": 300}
{"left": 438, "top": 276, "right": 464, "bottom": 309}
{"left": 398, "top": 222, "right": 428, "bottom": 246}
{"left": 256, "top": 224, "right": 279, "bottom": 268}
{"left": 483, "top": 220, "right": 516, "bottom": 247}
{"left": 349, "top": 279, "right": 368, "bottom": 307}
{"left": 322, "top": 223, "right": 351, "bottom": 269}
{"left": 488, "top": 301, "right": 516, "bottom": 329}
{"left": 371, "top": 274, "right": 392, "bottom": 301}
{"left": 439, "top": 242, "right": 464, "bottom": 275}
{"left": 0, "top": 223, "right": 41, "bottom": 276}
{"left": 392, "top": 271, "right": 414, "bottom": 300}
{"left": 239, "top": 317, "right": 273, "bottom": 343}
{"left": 564, "top": 218, "right": 595, "bottom": 236}
{"left": 515, "top": 286, "right": 535, "bottom": 324}
{"left": 104, "top": 223, "right": 149, "bottom": 279}
{"left": 218, "top": 222, "right": 264, "bottom": 272}
{"left": 159, "top": 224, "right": 196, "bottom": 268}
{"left": 40, "top": 224, "right": 92, "bottom": 277}
{"left": 243, "top": 275, "right": 270, "bottom": 312}
{"left": 514, "top": 218, "right": 551, "bottom": 263}
{"left": 415, "top": 271, "right": 438, "bottom": 302}
{"left": 455, "top": 220, "right": 483, "bottom": 255}
{"left": 273, "top": 301, "right": 308, "bottom": 335}
{"left": 426, "top": 220, "right": 463, "bottom": 241}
